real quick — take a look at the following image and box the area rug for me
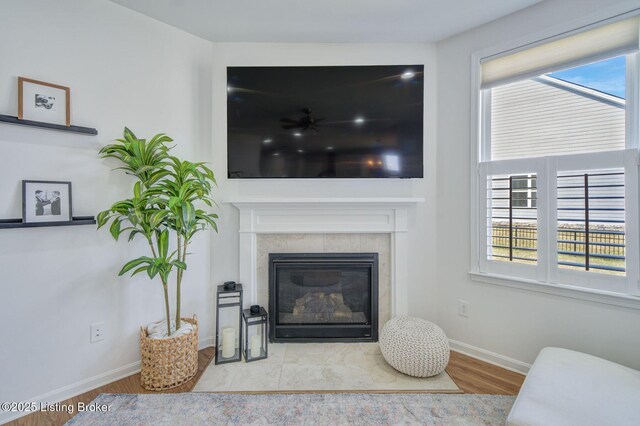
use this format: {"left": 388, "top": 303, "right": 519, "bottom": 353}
{"left": 66, "top": 393, "right": 515, "bottom": 425}
{"left": 193, "top": 343, "right": 460, "bottom": 392}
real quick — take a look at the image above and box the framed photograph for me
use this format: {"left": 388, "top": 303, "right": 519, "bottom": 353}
{"left": 22, "top": 180, "right": 73, "bottom": 224}
{"left": 18, "top": 77, "right": 70, "bottom": 127}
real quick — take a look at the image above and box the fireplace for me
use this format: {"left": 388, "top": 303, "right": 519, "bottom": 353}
{"left": 269, "top": 253, "right": 378, "bottom": 342}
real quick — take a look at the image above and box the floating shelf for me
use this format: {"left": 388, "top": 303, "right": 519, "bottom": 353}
{"left": 0, "top": 114, "right": 98, "bottom": 135}
{"left": 0, "top": 216, "right": 96, "bottom": 229}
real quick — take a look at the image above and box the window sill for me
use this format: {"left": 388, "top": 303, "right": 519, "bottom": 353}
{"left": 469, "top": 271, "right": 640, "bottom": 310}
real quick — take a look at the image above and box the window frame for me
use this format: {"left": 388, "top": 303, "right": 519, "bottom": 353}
{"left": 469, "top": 11, "right": 640, "bottom": 306}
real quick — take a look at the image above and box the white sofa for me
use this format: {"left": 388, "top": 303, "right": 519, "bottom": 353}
{"left": 507, "top": 347, "right": 640, "bottom": 426}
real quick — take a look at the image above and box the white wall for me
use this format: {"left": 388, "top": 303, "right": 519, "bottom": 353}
{"left": 436, "top": 0, "right": 640, "bottom": 371}
{"left": 209, "top": 42, "right": 439, "bottom": 323}
{"left": 0, "top": 1, "right": 213, "bottom": 422}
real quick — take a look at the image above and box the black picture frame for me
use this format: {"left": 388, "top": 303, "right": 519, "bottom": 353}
{"left": 22, "top": 180, "right": 73, "bottom": 225}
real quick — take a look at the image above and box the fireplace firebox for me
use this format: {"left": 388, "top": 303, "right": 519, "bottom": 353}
{"left": 269, "top": 253, "right": 378, "bottom": 342}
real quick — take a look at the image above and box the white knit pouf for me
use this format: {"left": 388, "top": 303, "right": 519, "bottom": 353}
{"left": 379, "top": 316, "right": 450, "bottom": 377}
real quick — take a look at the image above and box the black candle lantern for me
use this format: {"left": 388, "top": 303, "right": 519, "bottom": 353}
{"left": 215, "top": 282, "right": 243, "bottom": 364}
{"left": 242, "top": 306, "right": 268, "bottom": 362}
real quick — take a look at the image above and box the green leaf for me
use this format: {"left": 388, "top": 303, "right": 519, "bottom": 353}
{"left": 147, "top": 196, "right": 166, "bottom": 206}
{"left": 128, "top": 229, "right": 141, "bottom": 242}
{"left": 172, "top": 260, "right": 187, "bottom": 270}
{"left": 147, "top": 264, "right": 159, "bottom": 279}
{"left": 168, "top": 196, "right": 180, "bottom": 209}
{"left": 149, "top": 210, "right": 168, "bottom": 229}
{"left": 118, "top": 257, "right": 150, "bottom": 276}
{"left": 96, "top": 210, "right": 111, "bottom": 229}
{"left": 182, "top": 201, "right": 195, "bottom": 227}
{"left": 109, "top": 218, "right": 122, "bottom": 240}
{"left": 135, "top": 165, "right": 156, "bottom": 176}
{"left": 123, "top": 127, "right": 137, "bottom": 142}
{"left": 146, "top": 170, "right": 170, "bottom": 185}
{"left": 133, "top": 181, "right": 142, "bottom": 199}
{"left": 131, "top": 266, "right": 149, "bottom": 276}
{"left": 156, "top": 229, "right": 169, "bottom": 258}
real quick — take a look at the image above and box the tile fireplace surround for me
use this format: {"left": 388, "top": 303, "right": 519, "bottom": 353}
{"left": 229, "top": 198, "right": 424, "bottom": 321}
{"left": 260, "top": 234, "right": 389, "bottom": 335}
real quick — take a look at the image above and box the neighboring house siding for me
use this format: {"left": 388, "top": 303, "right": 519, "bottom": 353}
{"left": 490, "top": 77, "right": 625, "bottom": 224}
{"left": 491, "top": 77, "right": 625, "bottom": 161}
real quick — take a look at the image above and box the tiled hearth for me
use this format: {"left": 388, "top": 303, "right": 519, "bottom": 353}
{"left": 193, "top": 343, "right": 459, "bottom": 392}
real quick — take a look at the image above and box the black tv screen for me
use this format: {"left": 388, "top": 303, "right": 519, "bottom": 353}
{"left": 227, "top": 65, "right": 424, "bottom": 178}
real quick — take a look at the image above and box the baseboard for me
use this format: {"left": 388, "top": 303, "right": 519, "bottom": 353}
{"left": 0, "top": 336, "right": 215, "bottom": 425}
{"left": 449, "top": 339, "right": 531, "bottom": 375}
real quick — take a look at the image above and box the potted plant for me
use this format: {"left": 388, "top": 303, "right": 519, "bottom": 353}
{"left": 97, "top": 128, "right": 218, "bottom": 390}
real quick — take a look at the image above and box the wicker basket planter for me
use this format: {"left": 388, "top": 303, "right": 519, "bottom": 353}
{"left": 140, "top": 316, "right": 198, "bottom": 391}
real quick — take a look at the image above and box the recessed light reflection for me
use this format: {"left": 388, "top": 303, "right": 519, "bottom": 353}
{"left": 384, "top": 154, "right": 400, "bottom": 172}
{"left": 354, "top": 117, "right": 365, "bottom": 125}
{"left": 273, "top": 152, "right": 280, "bottom": 156}
{"left": 327, "top": 146, "right": 334, "bottom": 150}
{"left": 293, "top": 132, "right": 302, "bottom": 137}
{"left": 297, "top": 149, "right": 304, "bottom": 153}
{"left": 401, "top": 71, "right": 415, "bottom": 80}
{"left": 263, "top": 138, "right": 272, "bottom": 144}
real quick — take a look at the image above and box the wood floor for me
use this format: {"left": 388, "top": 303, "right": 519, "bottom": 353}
{"left": 447, "top": 351, "right": 524, "bottom": 394}
{"left": 10, "top": 348, "right": 524, "bottom": 426}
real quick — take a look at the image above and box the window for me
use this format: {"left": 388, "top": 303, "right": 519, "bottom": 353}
{"left": 475, "top": 16, "right": 640, "bottom": 297}
{"left": 556, "top": 168, "right": 625, "bottom": 275}
{"left": 488, "top": 174, "right": 538, "bottom": 265}
{"left": 511, "top": 175, "right": 536, "bottom": 208}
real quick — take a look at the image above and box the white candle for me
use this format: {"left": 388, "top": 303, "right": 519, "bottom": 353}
{"left": 222, "top": 327, "right": 235, "bottom": 358}
{"left": 250, "top": 334, "right": 262, "bottom": 358}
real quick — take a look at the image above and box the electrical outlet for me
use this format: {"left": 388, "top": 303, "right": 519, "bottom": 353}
{"left": 90, "top": 322, "right": 105, "bottom": 343}
{"left": 458, "top": 300, "right": 470, "bottom": 318}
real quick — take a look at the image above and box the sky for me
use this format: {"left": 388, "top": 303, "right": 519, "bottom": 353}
{"left": 549, "top": 55, "right": 626, "bottom": 99}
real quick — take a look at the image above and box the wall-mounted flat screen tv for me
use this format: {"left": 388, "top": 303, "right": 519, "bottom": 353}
{"left": 227, "top": 65, "right": 424, "bottom": 178}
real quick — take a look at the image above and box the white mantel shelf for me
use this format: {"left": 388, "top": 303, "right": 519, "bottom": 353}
{"left": 227, "top": 197, "right": 425, "bottom": 206}
{"left": 229, "top": 197, "right": 423, "bottom": 317}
